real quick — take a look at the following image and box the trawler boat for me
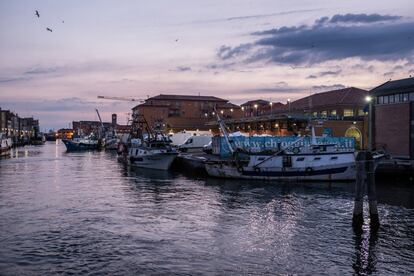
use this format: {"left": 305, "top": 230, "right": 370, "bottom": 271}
{"left": 204, "top": 113, "right": 356, "bottom": 181}
{"left": 62, "top": 136, "right": 100, "bottom": 151}
{"left": 0, "top": 133, "right": 12, "bottom": 157}
{"left": 128, "top": 137, "right": 178, "bottom": 170}
{"left": 205, "top": 142, "right": 356, "bottom": 181}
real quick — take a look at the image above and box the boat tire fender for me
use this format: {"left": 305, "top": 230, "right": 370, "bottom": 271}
{"left": 292, "top": 147, "right": 300, "bottom": 154}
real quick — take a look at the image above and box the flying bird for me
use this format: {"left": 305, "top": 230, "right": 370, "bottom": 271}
{"left": 46, "top": 27, "right": 53, "bottom": 32}
{"left": 35, "top": 10, "right": 40, "bottom": 18}
{"left": 175, "top": 39, "right": 179, "bottom": 42}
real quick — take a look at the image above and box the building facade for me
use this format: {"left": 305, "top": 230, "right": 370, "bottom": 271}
{"left": 132, "top": 94, "right": 242, "bottom": 131}
{"left": 371, "top": 77, "right": 414, "bottom": 159}
{"left": 0, "top": 108, "right": 40, "bottom": 142}
{"left": 222, "top": 87, "right": 369, "bottom": 148}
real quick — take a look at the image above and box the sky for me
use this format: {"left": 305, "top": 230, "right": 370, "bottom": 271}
{"left": 0, "top": 0, "right": 413, "bottom": 130}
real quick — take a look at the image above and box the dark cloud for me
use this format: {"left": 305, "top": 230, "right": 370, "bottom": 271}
{"left": 171, "top": 66, "right": 191, "bottom": 72}
{"left": 217, "top": 44, "right": 253, "bottom": 60}
{"left": 317, "top": 13, "right": 401, "bottom": 25}
{"left": 24, "top": 66, "right": 61, "bottom": 75}
{"left": 312, "top": 84, "right": 346, "bottom": 91}
{"left": 307, "top": 75, "right": 318, "bottom": 79}
{"left": 319, "top": 69, "right": 342, "bottom": 76}
{"left": 217, "top": 13, "right": 413, "bottom": 65}
{"left": 0, "top": 76, "right": 29, "bottom": 83}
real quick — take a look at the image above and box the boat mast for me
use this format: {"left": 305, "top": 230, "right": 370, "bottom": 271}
{"left": 214, "top": 107, "right": 234, "bottom": 154}
{"left": 95, "top": 108, "right": 105, "bottom": 138}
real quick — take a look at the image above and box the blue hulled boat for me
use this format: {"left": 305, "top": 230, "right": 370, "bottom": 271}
{"left": 62, "top": 137, "right": 100, "bottom": 151}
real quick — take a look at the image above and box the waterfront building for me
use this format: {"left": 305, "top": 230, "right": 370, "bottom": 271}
{"left": 370, "top": 77, "right": 414, "bottom": 159}
{"left": 240, "top": 99, "right": 285, "bottom": 117}
{"left": 221, "top": 87, "right": 369, "bottom": 149}
{"left": 132, "top": 94, "right": 242, "bottom": 132}
{"left": 0, "top": 108, "right": 40, "bottom": 143}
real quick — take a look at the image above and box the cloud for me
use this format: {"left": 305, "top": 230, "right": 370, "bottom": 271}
{"left": 0, "top": 76, "right": 29, "bottom": 83}
{"left": 312, "top": 84, "right": 346, "bottom": 91}
{"left": 217, "top": 13, "right": 414, "bottom": 65}
{"left": 316, "top": 13, "right": 402, "bottom": 25}
{"left": 307, "top": 75, "right": 318, "bottom": 79}
{"left": 319, "top": 69, "right": 342, "bottom": 77}
{"left": 169, "top": 66, "right": 192, "bottom": 72}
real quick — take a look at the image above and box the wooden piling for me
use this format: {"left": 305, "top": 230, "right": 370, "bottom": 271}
{"left": 366, "top": 152, "right": 380, "bottom": 230}
{"left": 352, "top": 151, "right": 366, "bottom": 231}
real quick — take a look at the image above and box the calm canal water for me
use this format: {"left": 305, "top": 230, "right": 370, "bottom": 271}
{"left": 0, "top": 141, "right": 413, "bottom": 275}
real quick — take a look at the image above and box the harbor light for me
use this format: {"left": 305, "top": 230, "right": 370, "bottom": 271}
{"left": 254, "top": 104, "right": 258, "bottom": 109}
{"left": 230, "top": 108, "right": 233, "bottom": 112}
{"left": 365, "top": 96, "right": 372, "bottom": 102}
{"left": 220, "top": 110, "right": 224, "bottom": 114}
{"left": 275, "top": 123, "right": 279, "bottom": 127}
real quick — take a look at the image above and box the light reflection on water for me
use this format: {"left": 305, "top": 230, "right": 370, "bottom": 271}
{"left": 0, "top": 141, "right": 413, "bottom": 275}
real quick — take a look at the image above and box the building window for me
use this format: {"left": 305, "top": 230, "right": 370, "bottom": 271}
{"left": 358, "top": 109, "right": 364, "bottom": 116}
{"left": 344, "top": 109, "right": 354, "bottom": 117}
{"left": 321, "top": 111, "right": 327, "bottom": 118}
{"left": 383, "top": 96, "right": 389, "bottom": 104}
{"left": 312, "top": 112, "right": 318, "bottom": 117}
{"left": 410, "top": 92, "right": 414, "bottom": 101}
{"left": 377, "top": 96, "right": 383, "bottom": 104}
{"left": 330, "top": 110, "right": 337, "bottom": 116}
{"left": 395, "top": 94, "right": 401, "bottom": 103}
{"left": 389, "top": 94, "right": 395, "bottom": 103}
{"left": 402, "top": 93, "right": 409, "bottom": 102}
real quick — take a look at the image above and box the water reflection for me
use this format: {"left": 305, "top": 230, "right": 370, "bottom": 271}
{"left": 353, "top": 226, "right": 379, "bottom": 275}
{"left": 0, "top": 143, "right": 413, "bottom": 275}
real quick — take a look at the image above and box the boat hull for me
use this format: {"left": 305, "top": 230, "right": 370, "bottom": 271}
{"left": 205, "top": 161, "right": 356, "bottom": 181}
{"left": 130, "top": 153, "right": 177, "bottom": 170}
{"left": 62, "top": 139, "right": 99, "bottom": 151}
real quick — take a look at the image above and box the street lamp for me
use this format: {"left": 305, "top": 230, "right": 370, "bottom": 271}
{"left": 366, "top": 95, "right": 373, "bottom": 151}
{"left": 269, "top": 102, "right": 273, "bottom": 113}
{"left": 254, "top": 104, "right": 258, "bottom": 116}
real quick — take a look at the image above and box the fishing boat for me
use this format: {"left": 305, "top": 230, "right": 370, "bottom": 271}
{"left": 128, "top": 137, "right": 178, "bottom": 170}
{"left": 62, "top": 136, "right": 100, "bottom": 151}
{"left": 0, "top": 133, "right": 12, "bottom": 157}
{"left": 123, "top": 114, "right": 178, "bottom": 170}
{"left": 204, "top": 113, "right": 356, "bottom": 181}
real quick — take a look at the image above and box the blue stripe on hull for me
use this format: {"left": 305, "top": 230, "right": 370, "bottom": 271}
{"left": 62, "top": 140, "right": 99, "bottom": 151}
{"left": 242, "top": 166, "right": 348, "bottom": 177}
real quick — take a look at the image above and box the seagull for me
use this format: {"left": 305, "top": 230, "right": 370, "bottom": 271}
{"left": 46, "top": 27, "right": 53, "bottom": 32}
{"left": 35, "top": 10, "right": 40, "bottom": 18}
{"left": 175, "top": 39, "right": 179, "bottom": 42}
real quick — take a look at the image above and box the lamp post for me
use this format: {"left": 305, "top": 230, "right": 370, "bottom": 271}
{"left": 254, "top": 104, "right": 258, "bottom": 116}
{"left": 365, "top": 95, "right": 373, "bottom": 151}
{"left": 270, "top": 102, "right": 273, "bottom": 114}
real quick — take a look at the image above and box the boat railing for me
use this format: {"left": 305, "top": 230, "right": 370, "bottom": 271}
{"left": 252, "top": 136, "right": 306, "bottom": 169}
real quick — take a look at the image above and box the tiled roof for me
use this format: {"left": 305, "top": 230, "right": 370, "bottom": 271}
{"left": 148, "top": 94, "right": 227, "bottom": 102}
{"left": 370, "top": 77, "right": 414, "bottom": 95}
{"left": 289, "top": 87, "right": 368, "bottom": 111}
{"left": 241, "top": 99, "right": 270, "bottom": 106}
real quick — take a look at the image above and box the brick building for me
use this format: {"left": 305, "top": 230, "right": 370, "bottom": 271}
{"left": 0, "top": 108, "right": 40, "bottom": 142}
{"left": 132, "top": 94, "right": 242, "bottom": 131}
{"left": 241, "top": 100, "right": 285, "bottom": 117}
{"left": 371, "top": 77, "right": 414, "bottom": 158}
{"left": 223, "top": 87, "right": 369, "bottom": 148}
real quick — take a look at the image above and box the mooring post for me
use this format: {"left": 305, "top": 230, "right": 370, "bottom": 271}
{"left": 352, "top": 151, "right": 366, "bottom": 231}
{"left": 366, "top": 151, "right": 380, "bottom": 231}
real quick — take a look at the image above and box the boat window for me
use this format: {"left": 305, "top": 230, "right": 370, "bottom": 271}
{"left": 331, "top": 156, "right": 338, "bottom": 160}
{"left": 296, "top": 157, "right": 305, "bottom": 161}
{"left": 257, "top": 157, "right": 265, "bottom": 161}
{"left": 135, "top": 149, "right": 138, "bottom": 155}
{"left": 314, "top": 157, "right": 321, "bottom": 161}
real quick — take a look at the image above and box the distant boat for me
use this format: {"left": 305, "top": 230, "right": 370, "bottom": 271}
{"left": 0, "top": 133, "right": 12, "bottom": 157}
{"left": 62, "top": 136, "right": 100, "bottom": 151}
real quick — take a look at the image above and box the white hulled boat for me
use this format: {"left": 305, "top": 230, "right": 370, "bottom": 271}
{"left": 0, "top": 133, "right": 12, "bottom": 157}
{"left": 204, "top": 113, "right": 356, "bottom": 181}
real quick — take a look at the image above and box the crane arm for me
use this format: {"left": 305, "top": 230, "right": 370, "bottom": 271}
{"left": 97, "top": 95, "right": 145, "bottom": 102}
